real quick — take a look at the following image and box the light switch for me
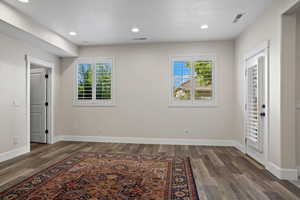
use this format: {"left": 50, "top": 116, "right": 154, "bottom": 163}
{"left": 12, "top": 100, "right": 20, "bottom": 107}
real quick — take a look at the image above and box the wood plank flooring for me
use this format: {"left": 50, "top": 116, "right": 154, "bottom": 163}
{"left": 1, "top": 141, "right": 300, "bottom": 199}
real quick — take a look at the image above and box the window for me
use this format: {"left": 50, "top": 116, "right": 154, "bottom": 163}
{"left": 170, "top": 56, "right": 216, "bottom": 106}
{"left": 74, "top": 57, "right": 114, "bottom": 106}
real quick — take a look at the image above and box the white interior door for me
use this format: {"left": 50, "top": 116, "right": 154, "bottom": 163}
{"left": 245, "top": 47, "right": 268, "bottom": 165}
{"left": 30, "top": 68, "right": 47, "bottom": 143}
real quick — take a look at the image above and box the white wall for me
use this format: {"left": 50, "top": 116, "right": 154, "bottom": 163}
{"left": 281, "top": 13, "right": 297, "bottom": 169}
{"left": 0, "top": 32, "right": 60, "bottom": 155}
{"left": 57, "top": 41, "right": 236, "bottom": 141}
{"left": 235, "top": 0, "right": 299, "bottom": 169}
{"left": 296, "top": 11, "right": 300, "bottom": 166}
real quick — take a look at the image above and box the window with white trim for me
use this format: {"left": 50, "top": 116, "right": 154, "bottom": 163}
{"left": 74, "top": 57, "right": 114, "bottom": 106}
{"left": 170, "top": 56, "right": 216, "bottom": 106}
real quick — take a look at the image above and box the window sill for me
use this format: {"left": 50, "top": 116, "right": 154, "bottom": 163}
{"left": 73, "top": 100, "right": 116, "bottom": 107}
{"left": 73, "top": 104, "right": 116, "bottom": 107}
{"left": 168, "top": 104, "right": 218, "bottom": 108}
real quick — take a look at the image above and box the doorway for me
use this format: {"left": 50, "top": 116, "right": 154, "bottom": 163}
{"left": 244, "top": 42, "right": 269, "bottom": 166}
{"left": 30, "top": 67, "right": 49, "bottom": 144}
{"left": 26, "top": 56, "right": 55, "bottom": 152}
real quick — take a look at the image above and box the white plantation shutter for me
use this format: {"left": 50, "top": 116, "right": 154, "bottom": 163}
{"left": 77, "top": 63, "right": 93, "bottom": 100}
{"left": 96, "top": 62, "right": 112, "bottom": 100}
{"left": 193, "top": 60, "right": 213, "bottom": 101}
{"left": 246, "top": 56, "right": 264, "bottom": 152}
{"left": 170, "top": 56, "right": 216, "bottom": 106}
{"left": 246, "top": 65, "right": 259, "bottom": 142}
{"left": 74, "top": 57, "right": 114, "bottom": 105}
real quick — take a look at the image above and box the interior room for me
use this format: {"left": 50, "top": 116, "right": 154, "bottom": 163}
{"left": 1, "top": 0, "right": 300, "bottom": 199}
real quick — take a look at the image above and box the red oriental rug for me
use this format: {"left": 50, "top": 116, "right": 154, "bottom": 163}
{"left": 0, "top": 152, "right": 199, "bottom": 200}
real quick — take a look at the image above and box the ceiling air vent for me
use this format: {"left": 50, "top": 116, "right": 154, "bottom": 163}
{"left": 133, "top": 37, "right": 148, "bottom": 41}
{"left": 233, "top": 13, "right": 245, "bottom": 23}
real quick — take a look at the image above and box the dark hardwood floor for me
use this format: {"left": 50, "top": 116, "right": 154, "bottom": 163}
{"left": 1, "top": 141, "right": 300, "bottom": 199}
{"left": 30, "top": 142, "right": 47, "bottom": 151}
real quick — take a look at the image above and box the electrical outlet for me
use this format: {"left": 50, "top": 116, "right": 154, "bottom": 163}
{"left": 13, "top": 137, "right": 19, "bottom": 145}
{"left": 184, "top": 129, "right": 190, "bottom": 135}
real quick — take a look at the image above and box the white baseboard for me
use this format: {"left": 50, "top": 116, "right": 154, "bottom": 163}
{"left": 233, "top": 141, "right": 246, "bottom": 153}
{"left": 53, "top": 135, "right": 64, "bottom": 143}
{"left": 0, "top": 146, "right": 29, "bottom": 163}
{"left": 297, "top": 166, "right": 300, "bottom": 177}
{"left": 266, "top": 162, "right": 298, "bottom": 180}
{"left": 54, "top": 135, "right": 239, "bottom": 147}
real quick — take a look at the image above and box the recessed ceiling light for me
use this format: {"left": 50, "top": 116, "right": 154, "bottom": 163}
{"left": 69, "top": 32, "right": 77, "bottom": 36}
{"left": 233, "top": 13, "right": 245, "bottom": 23}
{"left": 133, "top": 37, "right": 148, "bottom": 41}
{"left": 201, "top": 24, "right": 209, "bottom": 29}
{"left": 18, "top": 0, "right": 29, "bottom": 3}
{"left": 131, "top": 27, "right": 140, "bottom": 33}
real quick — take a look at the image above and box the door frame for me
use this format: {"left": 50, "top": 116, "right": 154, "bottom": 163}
{"left": 26, "top": 55, "right": 55, "bottom": 152}
{"left": 243, "top": 41, "right": 270, "bottom": 166}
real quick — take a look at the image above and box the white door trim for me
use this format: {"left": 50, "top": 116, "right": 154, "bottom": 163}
{"left": 243, "top": 41, "right": 270, "bottom": 166}
{"left": 26, "top": 55, "right": 55, "bottom": 152}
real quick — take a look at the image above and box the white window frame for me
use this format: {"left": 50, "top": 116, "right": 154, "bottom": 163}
{"left": 169, "top": 55, "right": 217, "bottom": 107}
{"left": 73, "top": 57, "right": 115, "bottom": 107}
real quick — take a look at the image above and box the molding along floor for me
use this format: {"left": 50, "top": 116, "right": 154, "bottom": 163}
{"left": 0, "top": 146, "right": 29, "bottom": 163}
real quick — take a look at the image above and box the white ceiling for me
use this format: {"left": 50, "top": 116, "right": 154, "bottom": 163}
{"left": 4, "top": 0, "right": 273, "bottom": 46}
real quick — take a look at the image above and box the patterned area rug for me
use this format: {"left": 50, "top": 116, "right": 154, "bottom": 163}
{"left": 0, "top": 152, "right": 199, "bottom": 200}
